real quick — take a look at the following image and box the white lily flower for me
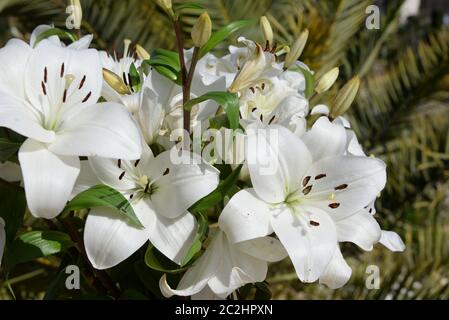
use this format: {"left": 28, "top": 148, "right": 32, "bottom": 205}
{"left": 0, "top": 217, "right": 5, "bottom": 267}
{"left": 75, "top": 145, "right": 219, "bottom": 269}
{"left": 159, "top": 229, "right": 287, "bottom": 299}
{"left": 219, "top": 118, "right": 389, "bottom": 288}
{"left": 30, "top": 24, "right": 93, "bottom": 50}
{"left": 0, "top": 39, "right": 142, "bottom": 218}
{"left": 100, "top": 39, "right": 144, "bottom": 113}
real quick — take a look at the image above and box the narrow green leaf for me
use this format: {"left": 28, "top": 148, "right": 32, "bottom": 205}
{"left": 292, "top": 65, "right": 314, "bottom": 98}
{"left": 146, "top": 48, "right": 181, "bottom": 82}
{"left": 180, "top": 211, "right": 208, "bottom": 266}
{"left": 144, "top": 244, "right": 187, "bottom": 274}
{"left": 199, "top": 20, "right": 256, "bottom": 57}
{"left": 174, "top": 3, "right": 204, "bottom": 11}
{"left": 34, "top": 27, "right": 77, "bottom": 47}
{"left": 65, "top": 184, "right": 143, "bottom": 229}
{"left": 184, "top": 91, "right": 240, "bottom": 130}
{"left": 5, "top": 231, "right": 73, "bottom": 267}
{"left": 189, "top": 165, "right": 243, "bottom": 212}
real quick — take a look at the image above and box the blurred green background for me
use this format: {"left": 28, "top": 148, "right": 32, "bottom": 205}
{"left": 1, "top": 0, "right": 449, "bottom": 299}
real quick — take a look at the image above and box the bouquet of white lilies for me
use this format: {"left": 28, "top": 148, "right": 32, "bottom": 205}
{"left": 0, "top": 0, "right": 405, "bottom": 300}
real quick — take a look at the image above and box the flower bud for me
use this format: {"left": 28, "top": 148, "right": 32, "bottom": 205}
{"left": 103, "top": 68, "right": 130, "bottom": 95}
{"left": 315, "top": 67, "right": 339, "bottom": 94}
{"left": 155, "top": 0, "right": 174, "bottom": 18}
{"left": 331, "top": 76, "right": 360, "bottom": 118}
{"left": 260, "top": 16, "right": 273, "bottom": 47}
{"left": 191, "top": 12, "right": 212, "bottom": 47}
{"left": 229, "top": 43, "right": 267, "bottom": 93}
{"left": 284, "top": 29, "right": 309, "bottom": 69}
{"left": 68, "top": 0, "right": 82, "bottom": 29}
{"left": 135, "top": 44, "right": 150, "bottom": 60}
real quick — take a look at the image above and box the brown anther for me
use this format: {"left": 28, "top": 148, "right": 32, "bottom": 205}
{"left": 260, "top": 114, "right": 263, "bottom": 122}
{"left": 117, "top": 159, "right": 122, "bottom": 168}
{"left": 60, "top": 63, "right": 65, "bottom": 78}
{"left": 119, "top": 171, "right": 126, "bottom": 180}
{"left": 261, "top": 82, "right": 266, "bottom": 90}
{"left": 251, "top": 107, "right": 257, "bottom": 113}
{"left": 144, "top": 182, "right": 150, "bottom": 193}
{"left": 44, "top": 67, "right": 48, "bottom": 83}
{"left": 82, "top": 91, "right": 92, "bottom": 103}
{"left": 129, "top": 194, "right": 134, "bottom": 199}
{"left": 134, "top": 159, "right": 140, "bottom": 167}
{"left": 163, "top": 168, "right": 170, "bottom": 176}
{"left": 79, "top": 75, "right": 86, "bottom": 89}
{"left": 249, "top": 87, "right": 255, "bottom": 94}
{"left": 302, "top": 176, "right": 311, "bottom": 187}
{"left": 302, "top": 185, "right": 312, "bottom": 195}
{"left": 122, "top": 72, "right": 128, "bottom": 86}
{"left": 41, "top": 81, "right": 47, "bottom": 95}
{"left": 127, "top": 73, "right": 133, "bottom": 88}
{"left": 315, "top": 173, "right": 327, "bottom": 180}
{"left": 309, "top": 220, "right": 320, "bottom": 226}
{"left": 268, "top": 115, "right": 276, "bottom": 125}
{"left": 329, "top": 203, "right": 340, "bottom": 209}
{"left": 63, "top": 89, "right": 67, "bottom": 103}
{"left": 334, "top": 184, "right": 348, "bottom": 190}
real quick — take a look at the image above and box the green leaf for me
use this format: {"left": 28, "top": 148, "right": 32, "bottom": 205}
{"left": 144, "top": 244, "right": 187, "bottom": 274}
{"left": 292, "top": 65, "right": 314, "bottom": 99}
{"left": 33, "top": 27, "right": 77, "bottom": 47}
{"left": 184, "top": 91, "right": 240, "bottom": 130}
{"left": 199, "top": 20, "right": 256, "bottom": 57}
{"left": 5, "top": 231, "right": 73, "bottom": 267}
{"left": 209, "top": 113, "right": 230, "bottom": 129}
{"left": 0, "top": 138, "right": 21, "bottom": 162}
{"left": 129, "top": 63, "right": 142, "bottom": 92}
{"left": 146, "top": 48, "right": 181, "bottom": 82}
{"left": 65, "top": 184, "right": 143, "bottom": 229}
{"left": 180, "top": 211, "right": 208, "bottom": 266}
{"left": 0, "top": 185, "right": 26, "bottom": 243}
{"left": 174, "top": 3, "right": 204, "bottom": 11}
{"left": 189, "top": 165, "right": 242, "bottom": 212}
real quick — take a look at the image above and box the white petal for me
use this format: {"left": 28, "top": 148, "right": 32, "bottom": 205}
{"left": 310, "top": 104, "right": 330, "bottom": 116}
{"left": 50, "top": 102, "right": 142, "bottom": 160}
{"left": 191, "top": 285, "right": 222, "bottom": 300}
{"left": 67, "top": 34, "right": 93, "bottom": 50}
{"left": 270, "top": 207, "right": 337, "bottom": 283}
{"left": 336, "top": 210, "right": 381, "bottom": 251}
{"left": 0, "top": 217, "right": 5, "bottom": 267}
{"left": 18, "top": 139, "right": 80, "bottom": 219}
{"left": 138, "top": 86, "right": 165, "bottom": 145}
{"left": 148, "top": 212, "right": 197, "bottom": 265}
{"left": 0, "top": 161, "right": 22, "bottom": 182}
{"left": 25, "top": 39, "right": 102, "bottom": 115}
{"left": 305, "top": 156, "right": 387, "bottom": 220}
{"left": 246, "top": 125, "right": 312, "bottom": 203}
{"left": 0, "top": 93, "right": 55, "bottom": 143}
{"left": 29, "top": 25, "right": 60, "bottom": 48}
{"left": 235, "top": 236, "right": 287, "bottom": 262}
{"left": 379, "top": 230, "right": 405, "bottom": 252}
{"left": 219, "top": 189, "right": 274, "bottom": 243}
{"left": 0, "top": 39, "right": 31, "bottom": 98}
{"left": 149, "top": 150, "right": 219, "bottom": 219}
{"left": 208, "top": 231, "right": 267, "bottom": 298}
{"left": 302, "top": 116, "right": 347, "bottom": 160}
{"left": 87, "top": 156, "right": 138, "bottom": 192}
{"left": 319, "top": 247, "right": 352, "bottom": 289}
{"left": 84, "top": 202, "right": 155, "bottom": 270}
{"left": 71, "top": 160, "right": 101, "bottom": 198}
{"left": 159, "top": 231, "right": 221, "bottom": 298}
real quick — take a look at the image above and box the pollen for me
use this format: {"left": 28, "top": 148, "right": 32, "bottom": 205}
{"left": 329, "top": 203, "right": 340, "bottom": 209}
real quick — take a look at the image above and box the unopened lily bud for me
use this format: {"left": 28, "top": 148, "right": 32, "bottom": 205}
{"left": 68, "top": 0, "right": 82, "bottom": 29}
{"left": 331, "top": 76, "right": 360, "bottom": 118}
{"left": 260, "top": 16, "right": 273, "bottom": 47}
{"left": 229, "top": 43, "right": 267, "bottom": 93}
{"left": 191, "top": 12, "right": 212, "bottom": 47}
{"left": 155, "top": 0, "right": 174, "bottom": 18}
{"left": 135, "top": 44, "right": 150, "bottom": 60}
{"left": 103, "top": 68, "right": 130, "bottom": 95}
{"left": 315, "top": 67, "right": 339, "bottom": 94}
{"left": 284, "top": 29, "right": 309, "bottom": 69}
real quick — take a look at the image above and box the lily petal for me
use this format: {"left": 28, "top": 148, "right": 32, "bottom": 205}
{"left": 379, "top": 230, "right": 405, "bottom": 252}
{"left": 18, "top": 139, "right": 80, "bottom": 218}
{"left": 84, "top": 201, "right": 155, "bottom": 270}
{"left": 246, "top": 125, "right": 312, "bottom": 203}
{"left": 319, "top": 247, "right": 352, "bottom": 289}
{"left": 0, "top": 39, "right": 31, "bottom": 98}
{"left": 50, "top": 102, "right": 142, "bottom": 160}
{"left": 270, "top": 207, "right": 337, "bottom": 283}
{"left": 336, "top": 210, "right": 381, "bottom": 251}
{"left": 71, "top": 160, "right": 101, "bottom": 198}
{"left": 302, "top": 117, "right": 347, "bottom": 160}
{"left": 235, "top": 236, "right": 287, "bottom": 262}
{"left": 219, "top": 189, "right": 274, "bottom": 243}
{"left": 148, "top": 212, "right": 197, "bottom": 265}
{"left": 149, "top": 150, "right": 219, "bottom": 219}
